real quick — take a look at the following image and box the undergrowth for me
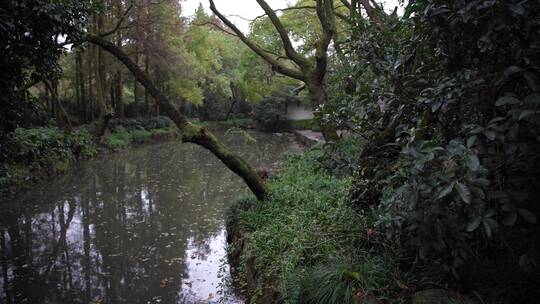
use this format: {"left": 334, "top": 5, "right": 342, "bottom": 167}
{"left": 103, "top": 116, "right": 178, "bottom": 150}
{"left": 228, "top": 149, "right": 409, "bottom": 303}
{"left": 0, "top": 127, "right": 98, "bottom": 192}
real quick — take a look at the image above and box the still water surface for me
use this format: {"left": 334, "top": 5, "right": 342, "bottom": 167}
{"left": 0, "top": 131, "right": 301, "bottom": 304}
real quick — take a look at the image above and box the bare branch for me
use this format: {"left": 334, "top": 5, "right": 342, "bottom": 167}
{"left": 193, "top": 21, "right": 239, "bottom": 37}
{"left": 254, "top": 0, "right": 310, "bottom": 69}
{"left": 99, "top": 1, "right": 135, "bottom": 38}
{"left": 360, "top": 0, "right": 385, "bottom": 30}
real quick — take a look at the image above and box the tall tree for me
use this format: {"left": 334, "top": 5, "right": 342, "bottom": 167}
{"left": 210, "top": 0, "right": 340, "bottom": 141}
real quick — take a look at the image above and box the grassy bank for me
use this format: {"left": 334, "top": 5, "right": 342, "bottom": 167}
{"left": 227, "top": 148, "right": 409, "bottom": 303}
{"left": 0, "top": 116, "right": 178, "bottom": 195}
{"left": 103, "top": 116, "right": 178, "bottom": 150}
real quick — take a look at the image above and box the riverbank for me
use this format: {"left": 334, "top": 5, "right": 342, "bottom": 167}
{"left": 0, "top": 116, "right": 316, "bottom": 199}
{"left": 0, "top": 116, "right": 178, "bottom": 198}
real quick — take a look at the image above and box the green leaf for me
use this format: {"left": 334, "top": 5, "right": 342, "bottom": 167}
{"left": 456, "top": 182, "right": 471, "bottom": 204}
{"left": 466, "top": 217, "right": 481, "bottom": 232}
{"left": 437, "top": 183, "right": 454, "bottom": 200}
{"left": 504, "top": 65, "right": 522, "bottom": 77}
{"left": 465, "top": 154, "right": 480, "bottom": 171}
{"left": 518, "top": 110, "right": 535, "bottom": 120}
{"left": 495, "top": 96, "right": 520, "bottom": 107}
{"left": 518, "top": 209, "right": 538, "bottom": 223}
{"left": 484, "top": 130, "right": 496, "bottom": 140}
{"left": 482, "top": 219, "right": 493, "bottom": 238}
{"left": 466, "top": 135, "right": 477, "bottom": 148}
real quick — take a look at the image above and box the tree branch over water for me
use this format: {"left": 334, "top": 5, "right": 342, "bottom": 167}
{"left": 85, "top": 35, "right": 269, "bottom": 201}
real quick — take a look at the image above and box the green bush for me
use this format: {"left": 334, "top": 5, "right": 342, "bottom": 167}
{"left": 0, "top": 127, "right": 98, "bottom": 190}
{"left": 309, "top": 137, "right": 366, "bottom": 177}
{"left": 143, "top": 116, "right": 175, "bottom": 130}
{"left": 103, "top": 127, "right": 131, "bottom": 150}
{"left": 252, "top": 96, "right": 289, "bottom": 131}
{"left": 325, "top": 0, "right": 540, "bottom": 291}
{"left": 65, "top": 128, "right": 98, "bottom": 158}
{"left": 102, "top": 117, "right": 178, "bottom": 150}
{"left": 130, "top": 129, "right": 152, "bottom": 143}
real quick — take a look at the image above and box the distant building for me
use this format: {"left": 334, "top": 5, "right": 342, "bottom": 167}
{"left": 285, "top": 102, "right": 313, "bottom": 120}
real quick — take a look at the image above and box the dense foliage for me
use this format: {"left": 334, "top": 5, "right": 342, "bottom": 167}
{"left": 0, "top": 0, "right": 89, "bottom": 137}
{"left": 103, "top": 116, "right": 177, "bottom": 150}
{"left": 0, "top": 127, "right": 97, "bottom": 191}
{"left": 324, "top": 0, "right": 540, "bottom": 293}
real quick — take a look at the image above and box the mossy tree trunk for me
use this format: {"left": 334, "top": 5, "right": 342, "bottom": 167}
{"left": 86, "top": 35, "right": 269, "bottom": 200}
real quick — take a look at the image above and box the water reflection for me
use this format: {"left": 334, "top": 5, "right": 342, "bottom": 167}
{"left": 0, "top": 131, "right": 301, "bottom": 304}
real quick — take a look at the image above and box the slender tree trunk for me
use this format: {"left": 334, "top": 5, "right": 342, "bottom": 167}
{"left": 87, "top": 43, "right": 95, "bottom": 122}
{"left": 77, "top": 48, "right": 87, "bottom": 123}
{"left": 225, "top": 81, "right": 240, "bottom": 120}
{"left": 114, "top": 0, "right": 124, "bottom": 120}
{"left": 133, "top": 49, "right": 140, "bottom": 118}
{"left": 144, "top": 53, "right": 150, "bottom": 118}
{"left": 75, "top": 49, "right": 81, "bottom": 122}
{"left": 45, "top": 80, "right": 72, "bottom": 133}
{"left": 116, "top": 73, "right": 124, "bottom": 119}
{"left": 95, "top": 12, "right": 112, "bottom": 136}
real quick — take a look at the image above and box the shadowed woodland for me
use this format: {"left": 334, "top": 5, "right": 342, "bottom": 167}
{"left": 1, "top": 0, "right": 540, "bottom": 303}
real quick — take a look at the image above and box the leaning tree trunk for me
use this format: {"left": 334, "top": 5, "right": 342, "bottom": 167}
{"left": 86, "top": 35, "right": 269, "bottom": 200}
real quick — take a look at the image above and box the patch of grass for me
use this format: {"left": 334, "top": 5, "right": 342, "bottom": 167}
{"left": 103, "top": 127, "right": 131, "bottom": 150}
{"left": 130, "top": 129, "right": 153, "bottom": 143}
{"left": 102, "top": 122, "right": 178, "bottom": 151}
{"left": 228, "top": 150, "right": 408, "bottom": 303}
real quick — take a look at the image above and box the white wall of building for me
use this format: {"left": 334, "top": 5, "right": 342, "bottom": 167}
{"left": 286, "top": 104, "right": 314, "bottom": 120}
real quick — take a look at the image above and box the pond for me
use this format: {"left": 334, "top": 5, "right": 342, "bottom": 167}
{"left": 0, "top": 130, "right": 302, "bottom": 304}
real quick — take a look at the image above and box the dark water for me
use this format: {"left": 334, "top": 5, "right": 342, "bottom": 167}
{"left": 0, "top": 131, "right": 301, "bottom": 304}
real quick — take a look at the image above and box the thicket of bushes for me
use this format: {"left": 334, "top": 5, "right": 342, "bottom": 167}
{"left": 0, "top": 127, "right": 98, "bottom": 191}
{"left": 327, "top": 1, "right": 540, "bottom": 287}
{"left": 0, "top": 116, "right": 178, "bottom": 193}
{"left": 103, "top": 116, "right": 178, "bottom": 150}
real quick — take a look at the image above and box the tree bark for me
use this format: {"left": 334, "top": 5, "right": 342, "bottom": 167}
{"left": 77, "top": 48, "right": 87, "bottom": 123}
{"left": 86, "top": 35, "right": 269, "bottom": 200}
{"left": 115, "top": 72, "right": 124, "bottom": 119}
{"left": 144, "top": 53, "right": 150, "bottom": 118}
{"left": 306, "top": 80, "right": 339, "bottom": 141}
{"left": 133, "top": 48, "right": 140, "bottom": 118}
{"left": 94, "top": 12, "right": 112, "bottom": 137}
{"left": 114, "top": 0, "right": 124, "bottom": 120}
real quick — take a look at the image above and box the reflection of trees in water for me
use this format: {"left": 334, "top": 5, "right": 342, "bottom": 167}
{"left": 0, "top": 132, "right": 298, "bottom": 303}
